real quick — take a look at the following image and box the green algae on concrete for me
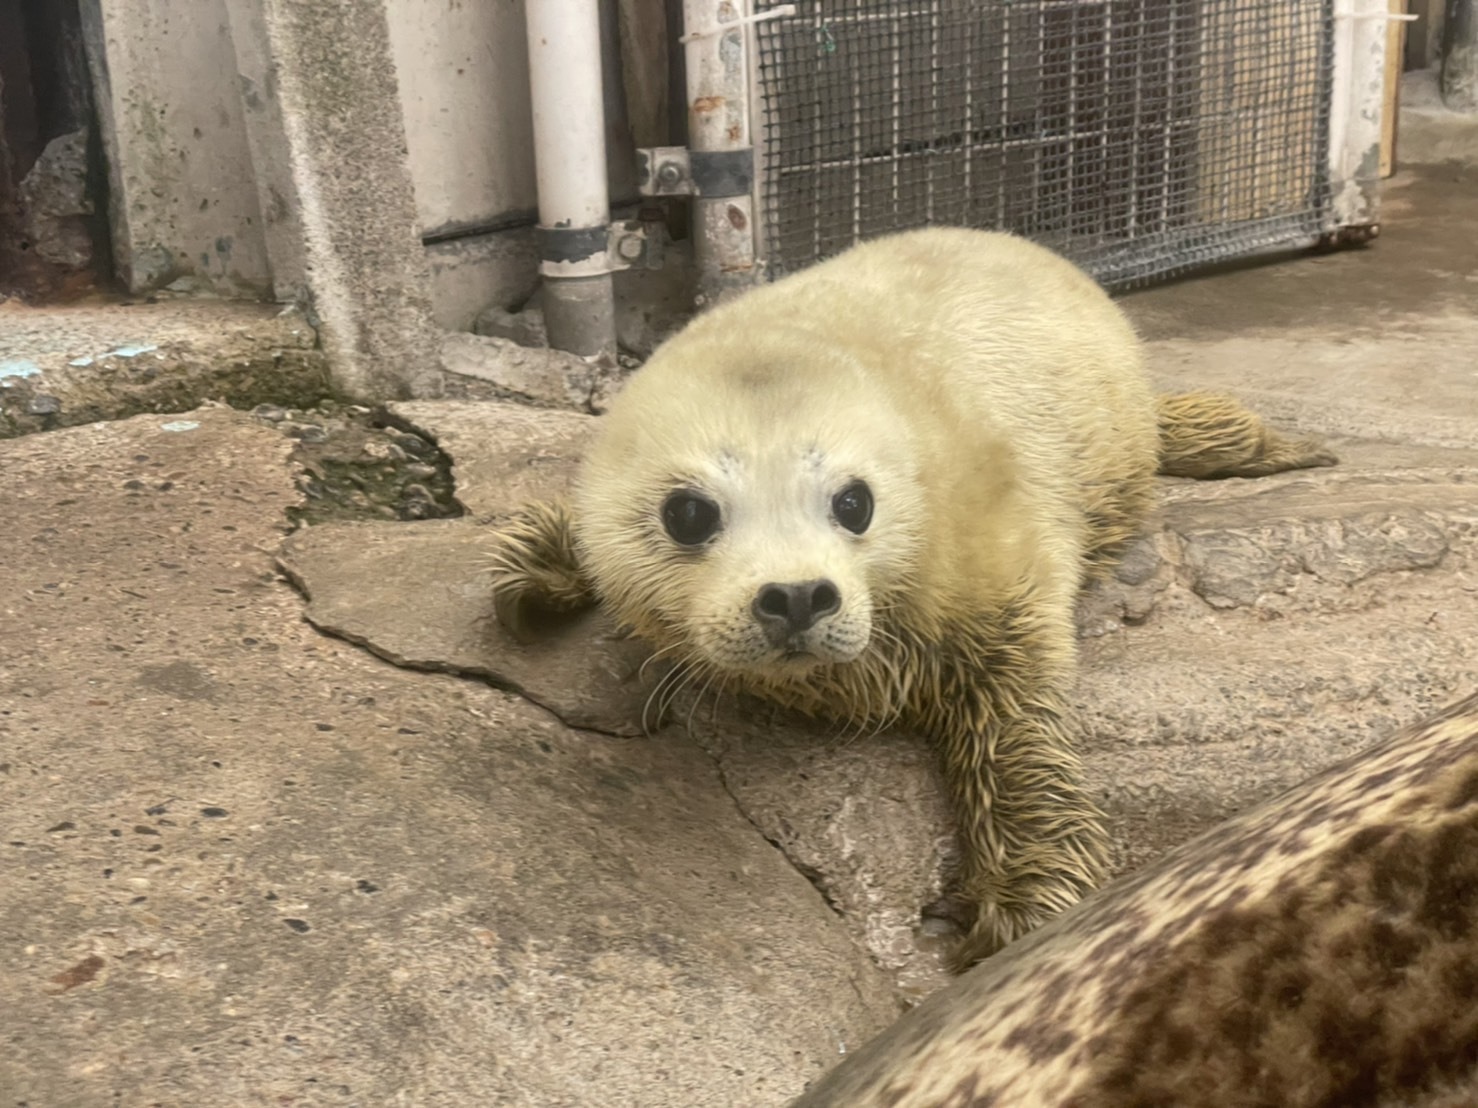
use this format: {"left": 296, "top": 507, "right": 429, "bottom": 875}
{"left": 0, "top": 298, "right": 331, "bottom": 438}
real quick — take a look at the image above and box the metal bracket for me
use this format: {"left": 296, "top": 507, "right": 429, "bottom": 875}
{"left": 691, "top": 150, "right": 753, "bottom": 198}
{"left": 637, "top": 147, "right": 693, "bottom": 197}
{"left": 637, "top": 146, "right": 755, "bottom": 199}
{"left": 537, "top": 220, "right": 665, "bottom": 273}
{"left": 607, "top": 220, "right": 664, "bottom": 271}
{"left": 538, "top": 225, "right": 609, "bottom": 266}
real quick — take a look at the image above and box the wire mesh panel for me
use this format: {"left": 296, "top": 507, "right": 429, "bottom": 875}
{"left": 752, "top": 0, "right": 1334, "bottom": 286}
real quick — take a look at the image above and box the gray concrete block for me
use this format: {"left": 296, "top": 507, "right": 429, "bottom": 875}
{"left": 79, "top": 0, "right": 272, "bottom": 295}
{"left": 224, "top": 0, "right": 443, "bottom": 400}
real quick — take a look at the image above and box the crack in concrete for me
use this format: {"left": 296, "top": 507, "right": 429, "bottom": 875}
{"left": 701, "top": 730, "right": 852, "bottom": 922}
{"left": 277, "top": 529, "right": 851, "bottom": 928}
{"left": 275, "top": 553, "right": 636, "bottom": 741}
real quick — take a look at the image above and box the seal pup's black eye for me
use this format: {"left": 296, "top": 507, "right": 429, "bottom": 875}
{"left": 832, "top": 480, "right": 873, "bottom": 535}
{"left": 662, "top": 489, "right": 722, "bottom": 546}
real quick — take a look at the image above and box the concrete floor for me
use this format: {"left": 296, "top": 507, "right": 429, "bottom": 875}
{"left": 1124, "top": 160, "right": 1478, "bottom": 449}
{"left": 3, "top": 101, "right": 1478, "bottom": 1106}
{"left": 0, "top": 298, "right": 329, "bottom": 437}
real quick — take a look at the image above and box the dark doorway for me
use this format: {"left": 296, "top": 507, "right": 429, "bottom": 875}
{"left": 0, "top": 0, "right": 110, "bottom": 300}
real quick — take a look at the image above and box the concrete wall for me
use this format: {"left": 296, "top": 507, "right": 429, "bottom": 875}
{"left": 82, "top": 0, "right": 550, "bottom": 318}
{"left": 76, "top": 0, "right": 668, "bottom": 382}
{"left": 386, "top": 0, "right": 543, "bottom": 329}
{"left": 386, "top": 0, "right": 538, "bottom": 239}
{"left": 426, "top": 228, "right": 540, "bottom": 333}
{"left": 1405, "top": 0, "right": 1447, "bottom": 71}
{"left": 384, "top": 0, "right": 668, "bottom": 330}
{"left": 81, "top": 0, "right": 272, "bottom": 295}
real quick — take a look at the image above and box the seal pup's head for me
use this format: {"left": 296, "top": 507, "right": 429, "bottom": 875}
{"left": 573, "top": 324, "right": 925, "bottom": 692}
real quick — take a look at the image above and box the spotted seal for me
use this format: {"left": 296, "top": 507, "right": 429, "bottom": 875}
{"left": 790, "top": 692, "right": 1478, "bottom": 1106}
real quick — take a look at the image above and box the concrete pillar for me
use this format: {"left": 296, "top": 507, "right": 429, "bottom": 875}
{"left": 223, "top": 0, "right": 443, "bottom": 400}
{"left": 78, "top": 0, "right": 272, "bottom": 296}
{"left": 223, "top": 0, "right": 305, "bottom": 306}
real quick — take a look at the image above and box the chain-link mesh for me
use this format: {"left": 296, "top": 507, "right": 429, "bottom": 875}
{"left": 753, "top": 0, "right": 1333, "bottom": 287}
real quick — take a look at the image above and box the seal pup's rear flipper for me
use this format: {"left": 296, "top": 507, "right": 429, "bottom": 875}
{"left": 1156, "top": 391, "right": 1337, "bottom": 480}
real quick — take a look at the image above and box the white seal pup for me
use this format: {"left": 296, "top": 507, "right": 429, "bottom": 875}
{"left": 489, "top": 227, "right": 1336, "bottom": 968}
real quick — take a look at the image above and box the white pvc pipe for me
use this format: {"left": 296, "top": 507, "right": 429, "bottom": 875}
{"left": 524, "top": 0, "right": 617, "bottom": 356}
{"left": 525, "top": 0, "right": 610, "bottom": 253}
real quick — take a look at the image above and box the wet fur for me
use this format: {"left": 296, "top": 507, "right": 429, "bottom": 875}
{"left": 487, "top": 228, "right": 1336, "bottom": 968}
{"left": 788, "top": 692, "right": 1478, "bottom": 1107}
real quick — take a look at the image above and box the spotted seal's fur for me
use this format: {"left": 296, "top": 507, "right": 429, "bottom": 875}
{"left": 488, "top": 228, "right": 1336, "bottom": 968}
{"left": 789, "top": 692, "right": 1478, "bottom": 1107}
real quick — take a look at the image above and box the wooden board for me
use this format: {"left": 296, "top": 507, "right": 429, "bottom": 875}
{"left": 1382, "top": 0, "right": 1410, "bottom": 178}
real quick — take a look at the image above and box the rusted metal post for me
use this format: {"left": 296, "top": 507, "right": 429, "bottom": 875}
{"left": 681, "top": 0, "right": 760, "bottom": 306}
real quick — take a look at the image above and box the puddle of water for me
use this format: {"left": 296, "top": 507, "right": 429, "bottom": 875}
{"left": 0, "top": 358, "right": 42, "bottom": 380}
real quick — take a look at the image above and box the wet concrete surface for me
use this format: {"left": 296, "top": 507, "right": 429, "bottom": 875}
{"left": 254, "top": 401, "right": 464, "bottom": 527}
{"left": 1123, "top": 163, "right": 1478, "bottom": 343}
{"left": 0, "top": 298, "right": 329, "bottom": 438}
{"left": 3, "top": 115, "right": 1478, "bottom": 1107}
{"left": 1123, "top": 163, "right": 1478, "bottom": 450}
{"left": 0, "top": 409, "right": 901, "bottom": 1107}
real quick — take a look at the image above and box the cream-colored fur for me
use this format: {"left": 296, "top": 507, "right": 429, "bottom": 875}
{"left": 577, "top": 229, "right": 1158, "bottom": 670}
{"left": 489, "top": 227, "right": 1335, "bottom": 968}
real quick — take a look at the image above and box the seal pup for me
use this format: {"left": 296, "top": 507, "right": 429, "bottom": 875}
{"left": 786, "top": 692, "right": 1478, "bottom": 1106}
{"left": 489, "top": 227, "right": 1336, "bottom": 968}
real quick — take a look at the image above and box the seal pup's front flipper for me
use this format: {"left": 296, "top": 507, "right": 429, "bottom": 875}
{"left": 488, "top": 499, "right": 597, "bottom": 641}
{"left": 915, "top": 592, "right": 1110, "bottom": 970}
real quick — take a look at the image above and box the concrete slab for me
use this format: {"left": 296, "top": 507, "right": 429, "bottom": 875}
{"left": 0, "top": 408, "right": 902, "bottom": 1107}
{"left": 435, "top": 333, "right": 617, "bottom": 416}
{"left": 324, "top": 399, "right": 1477, "bottom": 1001}
{"left": 389, "top": 398, "right": 597, "bottom": 519}
{"left": 0, "top": 297, "right": 328, "bottom": 438}
{"left": 1078, "top": 456, "right": 1478, "bottom": 871}
{"left": 277, "top": 519, "right": 651, "bottom": 736}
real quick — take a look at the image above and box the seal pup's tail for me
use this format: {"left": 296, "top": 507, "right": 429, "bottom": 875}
{"left": 1155, "top": 391, "right": 1338, "bottom": 480}
{"left": 487, "top": 499, "right": 595, "bottom": 639}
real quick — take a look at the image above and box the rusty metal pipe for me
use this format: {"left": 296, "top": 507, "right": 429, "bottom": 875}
{"left": 681, "top": 0, "right": 760, "bottom": 306}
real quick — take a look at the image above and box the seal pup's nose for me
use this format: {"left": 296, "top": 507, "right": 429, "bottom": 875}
{"left": 752, "top": 579, "right": 841, "bottom": 645}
